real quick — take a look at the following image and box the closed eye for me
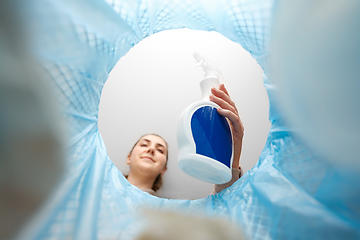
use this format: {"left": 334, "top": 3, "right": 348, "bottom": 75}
{"left": 157, "top": 149, "right": 164, "bottom": 154}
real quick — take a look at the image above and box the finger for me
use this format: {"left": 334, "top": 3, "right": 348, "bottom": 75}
{"left": 209, "top": 94, "right": 237, "bottom": 114}
{"left": 217, "top": 108, "right": 244, "bottom": 136}
{"left": 211, "top": 87, "right": 238, "bottom": 114}
{"left": 219, "top": 84, "right": 230, "bottom": 97}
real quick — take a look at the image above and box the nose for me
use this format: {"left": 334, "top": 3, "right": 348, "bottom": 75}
{"left": 147, "top": 146, "right": 155, "bottom": 155}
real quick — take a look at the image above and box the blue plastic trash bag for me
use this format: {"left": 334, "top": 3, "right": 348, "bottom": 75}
{"left": 2, "top": 0, "right": 359, "bottom": 239}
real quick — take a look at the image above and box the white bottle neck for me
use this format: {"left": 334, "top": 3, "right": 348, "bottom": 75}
{"left": 200, "top": 77, "right": 220, "bottom": 101}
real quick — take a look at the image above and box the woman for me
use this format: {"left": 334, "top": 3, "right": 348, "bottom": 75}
{"left": 125, "top": 133, "right": 169, "bottom": 195}
{"left": 125, "top": 84, "right": 244, "bottom": 196}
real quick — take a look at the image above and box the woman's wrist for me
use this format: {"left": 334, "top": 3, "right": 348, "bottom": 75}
{"left": 231, "top": 139, "right": 242, "bottom": 169}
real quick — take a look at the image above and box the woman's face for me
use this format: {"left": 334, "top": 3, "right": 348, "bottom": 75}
{"left": 127, "top": 135, "right": 168, "bottom": 177}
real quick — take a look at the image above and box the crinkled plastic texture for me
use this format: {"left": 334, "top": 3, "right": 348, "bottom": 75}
{"left": 17, "top": 0, "right": 360, "bottom": 239}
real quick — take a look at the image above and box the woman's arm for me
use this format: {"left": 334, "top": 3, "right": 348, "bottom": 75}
{"left": 210, "top": 84, "right": 244, "bottom": 169}
{"left": 209, "top": 84, "right": 244, "bottom": 194}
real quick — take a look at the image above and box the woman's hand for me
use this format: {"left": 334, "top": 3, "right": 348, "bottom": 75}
{"left": 209, "top": 84, "right": 244, "bottom": 169}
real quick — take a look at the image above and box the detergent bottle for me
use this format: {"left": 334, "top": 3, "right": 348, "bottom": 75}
{"left": 177, "top": 52, "right": 233, "bottom": 184}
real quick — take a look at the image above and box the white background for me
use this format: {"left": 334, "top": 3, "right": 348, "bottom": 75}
{"left": 98, "top": 29, "right": 270, "bottom": 199}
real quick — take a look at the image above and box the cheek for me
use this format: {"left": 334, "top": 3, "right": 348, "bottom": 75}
{"left": 159, "top": 155, "right": 167, "bottom": 166}
{"left": 131, "top": 146, "right": 143, "bottom": 157}
{"left": 128, "top": 149, "right": 140, "bottom": 166}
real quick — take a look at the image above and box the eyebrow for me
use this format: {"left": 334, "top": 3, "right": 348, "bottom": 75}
{"left": 142, "top": 138, "right": 166, "bottom": 149}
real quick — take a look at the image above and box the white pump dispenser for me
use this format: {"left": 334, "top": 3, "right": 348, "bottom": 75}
{"left": 176, "top": 52, "right": 233, "bottom": 184}
{"left": 193, "top": 52, "right": 223, "bottom": 101}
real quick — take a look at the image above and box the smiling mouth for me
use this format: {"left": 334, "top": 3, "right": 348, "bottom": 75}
{"left": 142, "top": 157, "right": 155, "bottom": 162}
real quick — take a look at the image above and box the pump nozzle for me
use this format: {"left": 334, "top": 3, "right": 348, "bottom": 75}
{"left": 193, "top": 52, "right": 224, "bottom": 100}
{"left": 193, "top": 52, "right": 224, "bottom": 82}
